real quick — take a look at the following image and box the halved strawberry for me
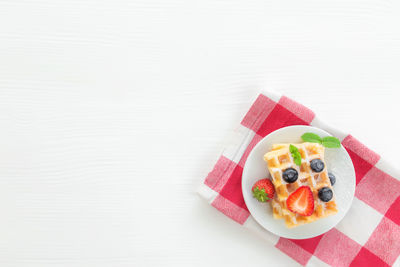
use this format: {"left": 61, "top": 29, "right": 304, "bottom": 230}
{"left": 252, "top": 179, "right": 275, "bottom": 202}
{"left": 286, "top": 186, "right": 314, "bottom": 216}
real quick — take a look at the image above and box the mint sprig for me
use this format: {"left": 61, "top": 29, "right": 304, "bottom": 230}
{"left": 301, "top": 132, "right": 341, "bottom": 148}
{"left": 289, "top": 144, "right": 302, "bottom": 166}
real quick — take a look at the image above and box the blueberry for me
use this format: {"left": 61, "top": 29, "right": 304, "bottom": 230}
{"left": 318, "top": 187, "right": 333, "bottom": 202}
{"left": 328, "top": 172, "right": 336, "bottom": 186}
{"left": 282, "top": 168, "right": 298, "bottom": 183}
{"left": 310, "top": 159, "right": 325, "bottom": 172}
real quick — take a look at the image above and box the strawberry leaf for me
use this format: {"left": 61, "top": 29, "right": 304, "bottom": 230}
{"left": 252, "top": 187, "right": 270, "bottom": 202}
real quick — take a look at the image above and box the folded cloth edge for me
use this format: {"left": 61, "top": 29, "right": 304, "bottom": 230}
{"left": 197, "top": 90, "right": 400, "bottom": 267}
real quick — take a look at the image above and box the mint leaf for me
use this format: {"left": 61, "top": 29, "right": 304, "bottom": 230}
{"left": 301, "top": 132, "right": 322, "bottom": 144}
{"left": 293, "top": 154, "right": 301, "bottom": 166}
{"left": 321, "top": 136, "right": 341, "bottom": 148}
{"left": 289, "top": 144, "right": 297, "bottom": 155}
{"left": 289, "top": 144, "right": 302, "bottom": 166}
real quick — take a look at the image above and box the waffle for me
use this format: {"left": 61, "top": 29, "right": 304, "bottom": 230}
{"left": 264, "top": 142, "right": 338, "bottom": 228}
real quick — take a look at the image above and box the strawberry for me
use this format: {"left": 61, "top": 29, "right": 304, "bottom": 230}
{"left": 252, "top": 179, "right": 275, "bottom": 202}
{"left": 286, "top": 186, "right": 314, "bottom": 216}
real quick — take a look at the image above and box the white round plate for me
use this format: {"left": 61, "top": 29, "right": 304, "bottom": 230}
{"left": 242, "top": 125, "right": 355, "bottom": 239}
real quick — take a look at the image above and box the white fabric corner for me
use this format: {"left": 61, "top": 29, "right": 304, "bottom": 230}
{"left": 261, "top": 90, "right": 282, "bottom": 102}
{"left": 197, "top": 184, "right": 218, "bottom": 204}
{"left": 393, "top": 255, "right": 400, "bottom": 267}
{"left": 335, "top": 197, "right": 383, "bottom": 246}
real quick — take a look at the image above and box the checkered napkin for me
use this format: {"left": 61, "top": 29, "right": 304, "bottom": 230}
{"left": 198, "top": 91, "right": 400, "bottom": 267}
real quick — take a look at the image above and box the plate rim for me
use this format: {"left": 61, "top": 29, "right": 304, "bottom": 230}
{"left": 242, "top": 125, "right": 356, "bottom": 239}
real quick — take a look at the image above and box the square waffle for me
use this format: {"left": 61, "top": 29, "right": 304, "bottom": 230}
{"left": 264, "top": 142, "right": 338, "bottom": 228}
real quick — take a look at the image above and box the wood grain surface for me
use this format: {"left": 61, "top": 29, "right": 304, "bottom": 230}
{"left": 0, "top": 0, "right": 399, "bottom": 266}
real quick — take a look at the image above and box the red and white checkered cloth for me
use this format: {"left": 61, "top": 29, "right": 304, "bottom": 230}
{"left": 198, "top": 91, "right": 400, "bottom": 267}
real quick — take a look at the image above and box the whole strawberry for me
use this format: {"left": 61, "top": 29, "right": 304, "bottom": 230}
{"left": 252, "top": 179, "right": 275, "bottom": 202}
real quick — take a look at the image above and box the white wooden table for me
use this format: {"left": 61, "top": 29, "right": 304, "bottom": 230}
{"left": 0, "top": 0, "right": 399, "bottom": 266}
